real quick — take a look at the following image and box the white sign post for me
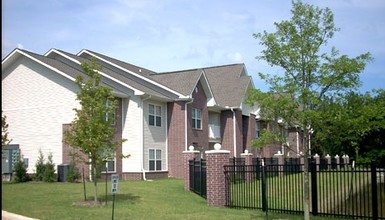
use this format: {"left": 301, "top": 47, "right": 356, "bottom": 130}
{"left": 111, "top": 174, "right": 119, "bottom": 220}
{"left": 111, "top": 174, "right": 119, "bottom": 194}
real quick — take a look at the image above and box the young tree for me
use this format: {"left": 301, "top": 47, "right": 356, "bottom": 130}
{"left": 247, "top": 1, "right": 372, "bottom": 219}
{"left": 64, "top": 58, "right": 125, "bottom": 203}
{"left": 2, "top": 111, "right": 12, "bottom": 146}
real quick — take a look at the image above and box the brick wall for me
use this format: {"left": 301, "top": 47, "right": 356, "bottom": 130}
{"left": 242, "top": 114, "right": 256, "bottom": 153}
{"left": 220, "top": 109, "right": 243, "bottom": 157}
{"left": 167, "top": 101, "right": 186, "bottom": 178}
{"left": 188, "top": 82, "right": 209, "bottom": 154}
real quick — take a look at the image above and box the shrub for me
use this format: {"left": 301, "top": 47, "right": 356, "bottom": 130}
{"left": 13, "top": 154, "right": 30, "bottom": 183}
{"left": 66, "top": 160, "right": 81, "bottom": 182}
{"left": 43, "top": 152, "right": 55, "bottom": 182}
{"left": 35, "top": 149, "right": 45, "bottom": 181}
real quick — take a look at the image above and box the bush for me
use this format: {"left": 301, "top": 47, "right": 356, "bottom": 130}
{"left": 35, "top": 150, "right": 56, "bottom": 182}
{"left": 66, "top": 160, "right": 81, "bottom": 182}
{"left": 43, "top": 152, "right": 55, "bottom": 182}
{"left": 35, "top": 149, "right": 45, "bottom": 181}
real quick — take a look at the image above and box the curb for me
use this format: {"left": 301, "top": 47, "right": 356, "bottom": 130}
{"left": 2, "top": 210, "right": 39, "bottom": 220}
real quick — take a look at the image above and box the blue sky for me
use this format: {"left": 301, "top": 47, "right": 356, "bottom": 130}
{"left": 2, "top": 0, "right": 385, "bottom": 92}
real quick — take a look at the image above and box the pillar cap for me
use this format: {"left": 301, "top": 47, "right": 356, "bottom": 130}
{"left": 205, "top": 150, "right": 230, "bottom": 154}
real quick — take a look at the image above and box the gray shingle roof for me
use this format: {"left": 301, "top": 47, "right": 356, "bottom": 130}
{"left": 204, "top": 64, "right": 251, "bottom": 108}
{"left": 150, "top": 69, "right": 202, "bottom": 96}
{"left": 7, "top": 48, "right": 253, "bottom": 107}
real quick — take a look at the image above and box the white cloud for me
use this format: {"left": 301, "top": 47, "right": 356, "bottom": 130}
{"left": 227, "top": 52, "right": 243, "bottom": 63}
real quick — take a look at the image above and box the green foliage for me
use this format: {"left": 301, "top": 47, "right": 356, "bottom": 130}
{"left": 2, "top": 111, "right": 12, "bottom": 146}
{"left": 248, "top": 1, "right": 372, "bottom": 219}
{"left": 35, "top": 149, "right": 45, "bottom": 181}
{"left": 66, "top": 160, "right": 81, "bottom": 183}
{"left": 252, "top": 129, "right": 285, "bottom": 148}
{"left": 64, "top": 57, "right": 126, "bottom": 201}
{"left": 13, "top": 154, "right": 30, "bottom": 183}
{"left": 312, "top": 90, "right": 385, "bottom": 163}
{"left": 248, "top": 0, "right": 372, "bottom": 155}
{"left": 43, "top": 152, "right": 55, "bottom": 182}
{"left": 35, "top": 150, "right": 56, "bottom": 182}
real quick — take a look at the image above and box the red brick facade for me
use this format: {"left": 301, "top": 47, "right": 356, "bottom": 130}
{"left": 242, "top": 114, "right": 256, "bottom": 152}
{"left": 167, "top": 101, "right": 186, "bottom": 178}
{"left": 205, "top": 150, "right": 230, "bottom": 207}
{"left": 220, "top": 109, "right": 243, "bottom": 157}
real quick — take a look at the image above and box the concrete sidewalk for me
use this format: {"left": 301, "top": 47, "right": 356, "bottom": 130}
{"left": 2, "top": 210, "right": 39, "bottom": 220}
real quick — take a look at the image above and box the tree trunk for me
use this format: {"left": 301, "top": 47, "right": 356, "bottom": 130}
{"left": 303, "top": 128, "right": 310, "bottom": 220}
{"left": 92, "top": 162, "right": 98, "bottom": 203}
{"left": 303, "top": 154, "right": 310, "bottom": 220}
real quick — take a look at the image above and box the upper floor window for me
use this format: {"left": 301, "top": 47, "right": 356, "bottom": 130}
{"left": 105, "top": 100, "right": 116, "bottom": 125}
{"left": 192, "top": 108, "right": 202, "bottom": 129}
{"left": 149, "top": 104, "right": 162, "bottom": 127}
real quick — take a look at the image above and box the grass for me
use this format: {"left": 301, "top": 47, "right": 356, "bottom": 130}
{"left": 2, "top": 178, "right": 340, "bottom": 220}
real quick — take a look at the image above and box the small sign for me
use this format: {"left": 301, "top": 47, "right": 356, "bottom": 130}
{"left": 111, "top": 174, "right": 119, "bottom": 194}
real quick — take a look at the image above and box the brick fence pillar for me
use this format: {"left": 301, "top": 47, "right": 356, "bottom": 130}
{"left": 205, "top": 143, "right": 230, "bottom": 207}
{"left": 182, "top": 146, "right": 200, "bottom": 191}
{"left": 274, "top": 151, "right": 284, "bottom": 176}
{"left": 241, "top": 150, "right": 253, "bottom": 183}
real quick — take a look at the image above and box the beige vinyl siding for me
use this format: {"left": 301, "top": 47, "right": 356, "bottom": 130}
{"left": 2, "top": 56, "right": 79, "bottom": 173}
{"left": 121, "top": 95, "right": 143, "bottom": 172}
{"left": 143, "top": 100, "right": 167, "bottom": 171}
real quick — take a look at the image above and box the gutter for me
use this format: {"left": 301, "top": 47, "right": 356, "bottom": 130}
{"left": 141, "top": 94, "right": 152, "bottom": 181}
{"left": 226, "top": 106, "right": 237, "bottom": 157}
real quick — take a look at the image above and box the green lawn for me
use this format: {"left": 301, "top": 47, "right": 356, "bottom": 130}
{"left": 2, "top": 178, "right": 339, "bottom": 220}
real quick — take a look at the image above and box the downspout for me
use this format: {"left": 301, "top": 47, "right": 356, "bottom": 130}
{"left": 230, "top": 107, "right": 237, "bottom": 157}
{"left": 141, "top": 94, "right": 151, "bottom": 181}
{"left": 184, "top": 98, "right": 194, "bottom": 151}
{"left": 296, "top": 129, "right": 300, "bottom": 156}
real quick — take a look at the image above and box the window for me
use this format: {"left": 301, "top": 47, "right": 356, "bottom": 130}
{"left": 149, "top": 104, "right": 161, "bottom": 127}
{"left": 192, "top": 108, "right": 202, "bottom": 129}
{"left": 101, "top": 153, "right": 116, "bottom": 172}
{"left": 149, "top": 149, "right": 162, "bottom": 171}
{"left": 105, "top": 100, "right": 116, "bottom": 125}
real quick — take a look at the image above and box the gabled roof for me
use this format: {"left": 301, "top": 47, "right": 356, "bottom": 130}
{"left": 77, "top": 49, "right": 188, "bottom": 100}
{"left": 2, "top": 48, "right": 86, "bottom": 83}
{"left": 45, "top": 49, "right": 175, "bottom": 99}
{"left": 3, "top": 48, "right": 254, "bottom": 109}
{"left": 204, "top": 64, "right": 252, "bottom": 108}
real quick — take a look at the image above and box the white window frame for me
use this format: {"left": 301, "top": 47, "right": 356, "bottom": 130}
{"left": 192, "top": 108, "right": 202, "bottom": 129}
{"left": 149, "top": 104, "right": 162, "bottom": 127}
{"left": 149, "top": 149, "right": 162, "bottom": 171}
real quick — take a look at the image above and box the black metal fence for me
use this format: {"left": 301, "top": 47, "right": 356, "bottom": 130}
{"left": 189, "top": 158, "right": 206, "bottom": 198}
{"left": 224, "top": 159, "right": 385, "bottom": 219}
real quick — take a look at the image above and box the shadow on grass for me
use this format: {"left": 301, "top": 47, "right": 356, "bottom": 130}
{"left": 75, "top": 193, "right": 141, "bottom": 207}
